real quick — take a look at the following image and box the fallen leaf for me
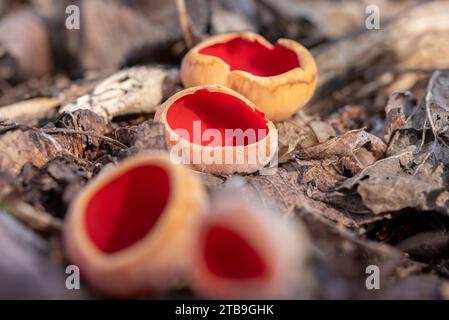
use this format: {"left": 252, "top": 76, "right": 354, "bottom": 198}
{"left": 294, "top": 129, "right": 386, "bottom": 175}
{"left": 339, "top": 71, "right": 449, "bottom": 215}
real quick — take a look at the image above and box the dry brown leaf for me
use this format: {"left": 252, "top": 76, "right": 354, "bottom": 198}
{"left": 384, "top": 91, "right": 416, "bottom": 143}
{"left": 294, "top": 129, "right": 386, "bottom": 175}
{"left": 339, "top": 71, "right": 449, "bottom": 215}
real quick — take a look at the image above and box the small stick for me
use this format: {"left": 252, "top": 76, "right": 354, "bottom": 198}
{"left": 0, "top": 121, "right": 128, "bottom": 149}
{"left": 176, "top": 0, "right": 195, "bottom": 49}
{"left": 42, "top": 128, "right": 128, "bottom": 149}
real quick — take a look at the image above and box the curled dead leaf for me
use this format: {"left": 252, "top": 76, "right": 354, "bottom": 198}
{"left": 337, "top": 71, "right": 449, "bottom": 215}
{"left": 294, "top": 129, "right": 386, "bottom": 175}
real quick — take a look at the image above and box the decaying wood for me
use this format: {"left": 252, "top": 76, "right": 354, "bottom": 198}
{"left": 60, "top": 66, "right": 179, "bottom": 120}
{"left": 0, "top": 97, "right": 61, "bottom": 123}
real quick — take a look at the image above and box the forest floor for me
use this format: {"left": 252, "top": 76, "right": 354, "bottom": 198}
{"left": 1, "top": 0, "right": 449, "bottom": 299}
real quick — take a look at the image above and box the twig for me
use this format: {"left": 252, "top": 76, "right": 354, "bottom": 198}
{"left": 42, "top": 128, "right": 128, "bottom": 149}
{"left": 176, "top": 0, "right": 196, "bottom": 49}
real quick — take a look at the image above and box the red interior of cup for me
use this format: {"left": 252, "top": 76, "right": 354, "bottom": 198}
{"left": 199, "top": 37, "right": 300, "bottom": 77}
{"left": 84, "top": 164, "right": 170, "bottom": 253}
{"left": 202, "top": 224, "right": 268, "bottom": 279}
{"left": 166, "top": 89, "right": 268, "bottom": 147}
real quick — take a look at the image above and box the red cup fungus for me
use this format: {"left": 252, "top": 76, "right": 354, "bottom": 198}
{"left": 155, "top": 85, "right": 278, "bottom": 175}
{"left": 181, "top": 32, "right": 318, "bottom": 121}
{"left": 63, "top": 152, "right": 207, "bottom": 298}
{"left": 191, "top": 198, "right": 310, "bottom": 299}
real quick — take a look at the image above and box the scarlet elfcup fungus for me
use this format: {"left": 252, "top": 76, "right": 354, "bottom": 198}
{"left": 63, "top": 152, "right": 207, "bottom": 297}
{"left": 181, "top": 32, "right": 317, "bottom": 121}
{"left": 155, "top": 85, "right": 278, "bottom": 175}
{"left": 191, "top": 198, "right": 310, "bottom": 299}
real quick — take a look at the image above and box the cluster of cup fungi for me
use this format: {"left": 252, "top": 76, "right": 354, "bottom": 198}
{"left": 64, "top": 32, "right": 317, "bottom": 298}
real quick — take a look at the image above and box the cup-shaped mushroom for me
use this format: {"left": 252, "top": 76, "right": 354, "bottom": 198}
{"left": 63, "top": 152, "right": 207, "bottom": 298}
{"left": 181, "top": 32, "right": 317, "bottom": 121}
{"left": 191, "top": 200, "right": 310, "bottom": 299}
{"left": 155, "top": 85, "right": 278, "bottom": 175}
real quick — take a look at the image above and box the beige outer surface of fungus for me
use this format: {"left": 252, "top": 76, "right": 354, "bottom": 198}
{"left": 181, "top": 32, "right": 317, "bottom": 121}
{"left": 155, "top": 85, "right": 278, "bottom": 175}
{"left": 63, "top": 152, "right": 207, "bottom": 298}
{"left": 190, "top": 198, "right": 310, "bottom": 299}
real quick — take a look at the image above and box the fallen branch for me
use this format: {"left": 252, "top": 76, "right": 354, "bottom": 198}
{"left": 0, "top": 97, "right": 61, "bottom": 123}
{"left": 59, "top": 66, "right": 179, "bottom": 121}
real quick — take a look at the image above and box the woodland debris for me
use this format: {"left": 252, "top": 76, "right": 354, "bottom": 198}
{"left": 0, "top": 128, "right": 61, "bottom": 177}
{"left": 60, "top": 66, "right": 179, "bottom": 121}
{"left": 0, "top": 97, "right": 61, "bottom": 123}
{"left": 294, "top": 129, "right": 386, "bottom": 175}
{"left": 298, "top": 206, "right": 449, "bottom": 299}
{"left": 0, "top": 109, "right": 118, "bottom": 179}
{"left": 275, "top": 113, "right": 335, "bottom": 163}
{"left": 17, "top": 155, "right": 92, "bottom": 217}
{"left": 236, "top": 163, "right": 368, "bottom": 227}
{"left": 326, "top": 105, "right": 370, "bottom": 135}
{"left": 128, "top": 121, "right": 168, "bottom": 154}
{"left": 383, "top": 91, "right": 416, "bottom": 144}
{"left": 50, "top": 110, "right": 110, "bottom": 160}
{"left": 338, "top": 71, "right": 449, "bottom": 214}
